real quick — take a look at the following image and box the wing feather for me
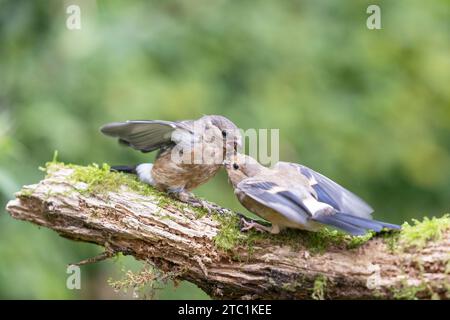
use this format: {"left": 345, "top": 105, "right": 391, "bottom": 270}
{"left": 100, "top": 120, "right": 190, "bottom": 153}
{"left": 275, "top": 162, "right": 374, "bottom": 218}
{"left": 236, "top": 178, "right": 311, "bottom": 225}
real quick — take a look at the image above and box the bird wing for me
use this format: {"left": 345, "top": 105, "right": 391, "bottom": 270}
{"left": 274, "top": 162, "right": 374, "bottom": 218}
{"left": 236, "top": 178, "right": 312, "bottom": 225}
{"left": 100, "top": 120, "right": 193, "bottom": 153}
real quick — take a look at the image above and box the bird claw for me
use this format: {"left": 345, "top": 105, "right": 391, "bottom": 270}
{"left": 190, "top": 199, "right": 212, "bottom": 214}
{"left": 239, "top": 217, "right": 271, "bottom": 233}
{"left": 186, "top": 198, "right": 230, "bottom": 215}
{"left": 169, "top": 191, "right": 232, "bottom": 215}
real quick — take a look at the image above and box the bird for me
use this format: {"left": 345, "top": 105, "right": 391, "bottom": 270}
{"left": 224, "top": 154, "right": 401, "bottom": 236}
{"left": 101, "top": 115, "right": 241, "bottom": 210}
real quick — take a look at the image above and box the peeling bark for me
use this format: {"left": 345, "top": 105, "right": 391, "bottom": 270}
{"left": 5, "top": 167, "right": 450, "bottom": 299}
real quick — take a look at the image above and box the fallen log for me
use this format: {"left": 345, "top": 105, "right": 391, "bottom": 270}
{"left": 5, "top": 162, "right": 450, "bottom": 299}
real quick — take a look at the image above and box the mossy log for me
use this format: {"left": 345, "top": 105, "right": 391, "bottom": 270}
{"left": 5, "top": 164, "right": 450, "bottom": 299}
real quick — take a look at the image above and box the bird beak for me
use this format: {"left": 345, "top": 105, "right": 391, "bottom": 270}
{"left": 233, "top": 140, "right": 242, "bottom": 151}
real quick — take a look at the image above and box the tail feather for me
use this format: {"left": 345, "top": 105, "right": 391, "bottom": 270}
{"left": 111, "top": 165, "right": 136, "bottom": 174}
{"left": 331, "top": 214, "right": 384, "bottom": 232}
{"left": 313, "top": 215, "right": 367, "bottom": 235}
{"left": 111, "top": 164, "right": 155, "bottom": 187}
{"left": 313, "top": 213, "right": 401, "bottom": 236}
{"left": 336, "top": 213, "right": 401, "bottom": 231}
{"left": 135, "top": 163, "right": 155, "bottom": 186}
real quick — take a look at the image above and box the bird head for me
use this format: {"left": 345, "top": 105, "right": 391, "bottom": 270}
{"left": 223, "top": 154, "right": 263, "bottom": 187}
{"left": 205, "top": 115, "right": 242, "bottom": 156}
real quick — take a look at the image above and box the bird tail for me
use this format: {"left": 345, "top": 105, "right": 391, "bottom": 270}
{"left": 111, "top": 163, "right": 155, "bottom": 186}
{"left": 312, "top": 213, "right": 401, "bottom": 236}
{"left": 110, "top": 165, "right": 137, "bottom": 174}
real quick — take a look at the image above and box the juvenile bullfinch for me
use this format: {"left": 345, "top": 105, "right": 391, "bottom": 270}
{"left": 225, "top": 154, "right": 400, "bottom": 235}
{"left": 101, "top": 115, "right": 241, "bottom": 210}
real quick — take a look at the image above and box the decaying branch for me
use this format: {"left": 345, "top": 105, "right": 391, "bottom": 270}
{"left": 5, "top": 165, "right": 450, "bottom": 299}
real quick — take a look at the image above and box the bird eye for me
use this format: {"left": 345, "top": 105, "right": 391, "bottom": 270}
{"left": 233, "top": 163, "right": 239, "bottom": 170}
{"left": 222, "top": 130, "right": 227, "bottom": 137}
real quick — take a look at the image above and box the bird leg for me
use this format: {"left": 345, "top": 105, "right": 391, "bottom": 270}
{"left": 199, "top": 201, "right": 232, "bottom": 215}
{"left": 189, "top": 198, "right": 228, "bottom": 215}
{"left": 239, "top": 216, "right": 280, "bottom": 234}
{"left": 169, "top": 190, "right": 230, "bottom": 215}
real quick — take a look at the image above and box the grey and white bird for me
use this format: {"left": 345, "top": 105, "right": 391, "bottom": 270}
{"left": 225, "top": 154, "right": 400, "bottom": 235}
{"left": 101, "top": 115, "right": 241, "bottom": 208}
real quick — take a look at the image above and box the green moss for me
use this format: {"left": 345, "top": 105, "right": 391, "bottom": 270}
{"left": 42, "top": 158, "right": 163, "bottom": 198}
{"left": 211, "top": 213, "right": 377, "bottom": 253}
{"left": 398, "top": 214, "right": 450, "bottom": 250}
{"left": 293, "top": 228, "right": 345, "bottom": 253}
{"left": 212, "top": 214, "right": 247, "bottom": 251}
{"left": 17, "top": 187, "right": 35, "bottom": 198}
{"left": 46, "top": 159, "right": 215, "bottom": 216}
{"left": 384, "top": 214, "right": 450, "bottom": 300}
{"left": 69, "top": 163, "right": 160, "bottom": 196}
{"left": 347, "top": 231, "right": 375, "bottom": 249}
{"left": 383, "top": 232, "right": 399, "bottom": 253}
{"left": 304, "top": 228, "right": 374, "bottom": 252}
{"left": 156, "top": 196, "right": 186, "bottom": 211}
{"left": 191, "top": 204, "right": 210, "bottom": 219}
{"left": 311, "top": 275, "right": 327, "bottom": 300}
{"left": 244, "top": 227, "right": 374, "bottom": 254}
{"left": 393, "top": 282, "right": 427, "bottom": 300}
{"left": 41, "top": 158, "right": 202, "bottom": 215}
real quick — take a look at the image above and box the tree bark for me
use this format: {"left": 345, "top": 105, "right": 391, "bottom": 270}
{"left": 5, "top": 165, "right": 450, "bottom": 300}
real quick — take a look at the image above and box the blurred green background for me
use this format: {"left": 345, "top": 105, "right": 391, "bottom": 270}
{"left": 0, "top": 0, "right": 449, "bottom": 299}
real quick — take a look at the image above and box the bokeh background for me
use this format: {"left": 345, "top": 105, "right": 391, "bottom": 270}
{"left": 0, "top": 0, "right": 449, "bottom": 299}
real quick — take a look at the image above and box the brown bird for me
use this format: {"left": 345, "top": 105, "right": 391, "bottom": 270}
{"left": 101, "top": 115, "right": 241, "bottom": 210}
{"left": 225, "top": 154, "right": 400, "bottom": 235}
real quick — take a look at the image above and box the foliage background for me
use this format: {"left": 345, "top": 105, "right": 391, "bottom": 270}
{"left": 0, "top": 0, "right": 448, "bottom": 299}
